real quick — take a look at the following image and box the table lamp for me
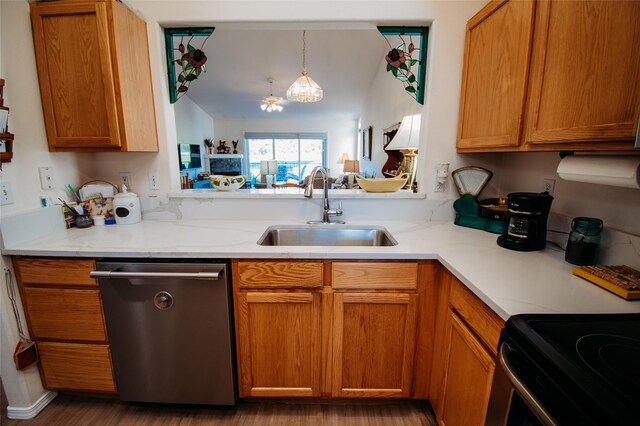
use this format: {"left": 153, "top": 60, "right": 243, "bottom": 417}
{"left": 260, "top": 160, "right": 278, "bottom": 188}
{"left": 386, "top": 113, "right": 421, "bottom": 188}
{"left": 343, "top": 159, "right": 360, "bottom": 188}
{"left": 337, "top": 153, "right": 350, "bottom": 164}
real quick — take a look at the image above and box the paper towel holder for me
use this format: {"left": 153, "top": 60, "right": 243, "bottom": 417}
{"left": 557, "top": 154, "right": 640, "bottom": 189}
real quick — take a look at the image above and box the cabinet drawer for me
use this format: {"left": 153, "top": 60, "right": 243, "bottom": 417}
{"left": 237, "top": 261, "right": 323, "bottom": 289}
{"left": 449, "top": 278, "right": 504, "bottom": 355}
{"left": 23, "top": 287, "right": 107, "bottom": 341}
{"left": 14, "top": 258, "right": 97, "bottom": 287}
{"left": 332, "top": 262, "right": 418, "bottom": 290}
{"left": 37, "top": 342, "right": 116, "bottom": 392}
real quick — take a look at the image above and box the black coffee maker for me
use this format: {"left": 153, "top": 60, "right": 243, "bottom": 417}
{"left": 497, "top": 192, "right": 554, "bottom": 251}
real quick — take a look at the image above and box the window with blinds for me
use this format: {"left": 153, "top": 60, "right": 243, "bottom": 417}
{"left": 244, "top": 133, "right": 326, "bottom": 184}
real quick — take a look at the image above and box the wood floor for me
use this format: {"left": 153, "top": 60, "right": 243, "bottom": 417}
{"left": 2, "top": 394, "right": 437, "bottom": 425}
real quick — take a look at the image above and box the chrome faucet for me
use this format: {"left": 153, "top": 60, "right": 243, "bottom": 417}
{"left": 304, "top": 166, "right": 344, "bottom": 224}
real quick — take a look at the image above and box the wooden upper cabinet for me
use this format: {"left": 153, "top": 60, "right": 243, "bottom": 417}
{"left": 458, "top": 0, "right": 640, "bottom": 152}
{"left": 524, "top": 0, "right": 640, "bottom": 148}
{"left": 457, "top": 0, "right": 535, "bottom": 150}
{"left": 30, "top": 0, "right": 158, "bottom": 152}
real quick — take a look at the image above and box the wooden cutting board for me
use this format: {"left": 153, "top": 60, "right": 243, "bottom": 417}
{"left": 573, "top": 265, "right": 640, "bottom": 300}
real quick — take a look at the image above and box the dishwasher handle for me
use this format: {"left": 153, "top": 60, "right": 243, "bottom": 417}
{"left": 90, "top": 270, "right": 222, "bottom": 280}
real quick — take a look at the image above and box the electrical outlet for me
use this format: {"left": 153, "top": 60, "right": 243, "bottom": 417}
{"left": 38, "top": 166, "right": 56, "bottom": 190}
{"left": 149, "top": 173, "right": 160, "bottom": 190}
{"left": 543, "top": 178, "right": 556, "bottom": 196}
{"left": 433, "top": 162, "right": 450, "bottom": 192}
{"left": 119, "top": 172, "right": 131, "bottom": 190}
{"left": 1, "top": 180, "right": 14, "bottom": 205}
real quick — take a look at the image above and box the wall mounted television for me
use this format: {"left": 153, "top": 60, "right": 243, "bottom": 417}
{"left": 178, "top": 144, "right": 202, "bottom": 170}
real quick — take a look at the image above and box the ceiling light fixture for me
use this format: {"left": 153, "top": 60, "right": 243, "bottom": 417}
{"left": 260, "top": 78, "right": 283, "bottom": 112}
{"left": 286, "top": 30, "right": 323, "bottom": 103}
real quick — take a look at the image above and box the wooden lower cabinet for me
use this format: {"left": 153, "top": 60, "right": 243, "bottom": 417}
{"left": 430, "top": 270, "right": 505, "bottom": 426}
{"left": 236, "top": 292, "right": 322, "bottom": 397}
{"left": 332, "top": 293, "right": 418, "bottom": 398}
{"left": 22, "top": 287, "right": 107, "bottom": 341}
{"left": 13, "top": 256, "right": 116, "bottom": 394}
{"left": 37, "top": 342, "right": 116, "bottom": 392}
{"left": 233, "top": 259, "right": 428, "bottom": 400}
{"left": 438, "top": 311, "right": 495, "bottom": 426}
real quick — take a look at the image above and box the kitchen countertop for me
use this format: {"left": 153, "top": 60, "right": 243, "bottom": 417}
{"left": 2, "top": 218, "right": 639, "bottom": 320}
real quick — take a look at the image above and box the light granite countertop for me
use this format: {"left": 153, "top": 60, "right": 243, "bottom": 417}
{"left": 2, "top": 216, "right": 638, "bottom": 320}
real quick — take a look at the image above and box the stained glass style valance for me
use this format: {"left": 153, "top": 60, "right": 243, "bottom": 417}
{"left": 378, "top": 27, "right": 429, "bottom": 105}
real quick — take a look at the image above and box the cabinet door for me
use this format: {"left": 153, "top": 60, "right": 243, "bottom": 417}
{"left": 236, "top": 292, "right": 321, "bottom": 397}
{"left": 31, "top": 2, "right": 121, "bottom": 150}
{"left": 332, "top": 293, "right": 418, "bottom": 398}
{"left": 23, "top": 287, "right": 107, "bottom": 342}
{"left": 14, "top": 258, "right": 97, "bottom": 287}
{"left": 38, "top": 342, "right": 116, "bottom": 392}
{"left": 457, "top": 0, "right": 535, "bottom": 150}
{"left": 525, "top": 0, "right": 640, "bottom": 146}
{"left": 439, "top": 311, "right": 495, "bottom": 426}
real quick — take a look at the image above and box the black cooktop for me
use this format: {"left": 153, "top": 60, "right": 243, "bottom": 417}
{"left": 503, "top": 313, "right": 640, "bottom": 425}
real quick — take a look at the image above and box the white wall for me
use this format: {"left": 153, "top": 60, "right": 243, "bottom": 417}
{"left": 175, "top": 96, "right": 214, "bottom": 175}
{"left": 213, "top": 117, "right": 357, "bottom": 177}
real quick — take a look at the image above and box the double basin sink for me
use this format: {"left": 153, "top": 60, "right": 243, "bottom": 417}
{"left": 258, "top": 224, "right": 397, "bottom": 247}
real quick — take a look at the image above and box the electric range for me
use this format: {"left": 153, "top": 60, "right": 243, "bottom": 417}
{"left": 486, "top": 313, "right": 640, "bottom": 425}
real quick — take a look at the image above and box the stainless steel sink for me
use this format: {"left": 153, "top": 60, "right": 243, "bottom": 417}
{"left": 257, "top": 225, "right": 398, "bottom": 246}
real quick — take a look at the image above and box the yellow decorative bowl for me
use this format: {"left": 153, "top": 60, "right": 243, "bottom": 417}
{"left": 209, "top": 175, "right": 246, "bottom": 191}
{"left": 355, "top": 173, "right": 410, "bottom": 193}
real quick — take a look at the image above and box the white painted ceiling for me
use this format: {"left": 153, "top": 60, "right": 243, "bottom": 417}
{"left": 181, "top": 27, "right": 389, "bottom": 120}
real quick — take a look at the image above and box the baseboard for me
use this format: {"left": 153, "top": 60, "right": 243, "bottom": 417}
{"left": 7, "top": 390, "right": 57, "bottom": 420}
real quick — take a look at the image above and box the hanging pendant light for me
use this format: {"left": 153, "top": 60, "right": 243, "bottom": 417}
{"left": 260, "top": 78, "right": 283, "bottom": 112}
{"left": 287, "top": 30, "right": 323, "bottom": 103}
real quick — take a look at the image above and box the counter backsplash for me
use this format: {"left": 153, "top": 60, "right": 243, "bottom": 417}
{"left": 139, "top": 196, "right": 456, "bottom": 222}
{"left": 547, "top": 212, "right": 640, "bottom": 269}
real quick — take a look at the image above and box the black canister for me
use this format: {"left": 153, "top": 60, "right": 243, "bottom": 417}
{"left": 565, "top": 217, "right": 603, "bottom": 265}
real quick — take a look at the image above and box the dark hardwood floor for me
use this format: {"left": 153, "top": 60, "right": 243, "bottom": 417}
{"left": 2, "top": 394, "right": 437, "bottom": 425}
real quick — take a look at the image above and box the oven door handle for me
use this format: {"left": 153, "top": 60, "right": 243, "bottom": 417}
{"left": 499, "top": 343, "right": 558, "bottom": 425}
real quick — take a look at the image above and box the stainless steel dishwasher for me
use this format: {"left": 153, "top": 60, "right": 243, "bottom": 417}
{"left": 91, "top": 260, "right": 236, "bottom": 405}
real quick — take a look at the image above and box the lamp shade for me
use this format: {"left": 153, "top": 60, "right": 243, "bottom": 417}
{"left": 286, "top": 73, "right": 323, "bottom": 103}
{"left": 386, "top": 114, "right": 421, "bottom": 150}
{"left": 286, "top": 31, "right": 323, "bottom": 103}
{"left": 260, "top": 160, "right": 278, "bottom": 175}
{"left": 343, "top": 159, "right": 360, "bottom": 173}
{"left": 337, "top": 153, "right": 350, "bottom": 164}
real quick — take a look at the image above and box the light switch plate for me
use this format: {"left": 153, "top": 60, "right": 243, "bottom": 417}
{"left": 1, "top": 180, "right": 14, "bottom": 205}
{"left": 38, "top": 166, "right": 56, "bottom": 190}
{"left": 149, "top": 173, "right": 160, "bottom": 190}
